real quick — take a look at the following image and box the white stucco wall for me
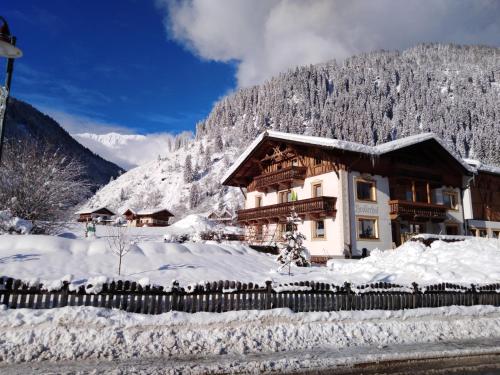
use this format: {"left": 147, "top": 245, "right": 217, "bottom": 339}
{"left": 462, "top": 187, "right": 474, "bottom": 220}
{"left": 244, "top": 171, "right": 345, "bottom": 257}
{"left": 348, "top": 172, "right": 393, "bottom": 256}
{"left": 433, "top": 186, "right": 465, "bottom": 234}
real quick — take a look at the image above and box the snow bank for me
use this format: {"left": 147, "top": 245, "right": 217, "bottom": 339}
{"left": 328, "top": 238, "right": 500, "bottom": 286}
{"left": 164, "top": 214, "right": 216, "bottom": 242}
{"left": 0, "top": 234, "right": 281, "bottom": 288}
{"left": 1, "top": 305, "right": 500, "bottom": 366}
{"left": 1, "top": 235, "right": 499, "bottom": 289}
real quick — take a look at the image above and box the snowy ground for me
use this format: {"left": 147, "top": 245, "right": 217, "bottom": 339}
{"left": 0, "top": 305, "right": 500, "bottom": 372}
{"left": 1, "top": 230, "right": 500, "bottom": 289}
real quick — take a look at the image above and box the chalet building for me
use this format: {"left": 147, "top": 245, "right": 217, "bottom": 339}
{"left": 76, "top": 207, "right": 115, "bottom": 224}
{"left": 221, "top": 131, "right": 500, "bottom": 261}
{"left": 463, "top": 161, "right": 500, "bottom": 239}
{"left": 207, "top": 208, "right": 235, "bottom": 225}
{"left": 122, "top": 208, "right": 174, "bottom": 227}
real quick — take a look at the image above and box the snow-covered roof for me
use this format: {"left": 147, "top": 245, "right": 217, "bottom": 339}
{"left": 136, "top": 208, "right": 174, "bottom": 216}
{"left": 463, "top": 158, "right": 500, "bottom": 176}
{"left": 221, "top": 131, "right": 474, "bottom": 184}
{"left": 75, "top": 206, "right": 114, "bottom": 215}
{"left": 374, "top": 133, "right": 473, "bottom": 172}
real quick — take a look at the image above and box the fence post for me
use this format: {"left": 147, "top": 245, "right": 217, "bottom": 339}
{"left": 171, "top": 281, "right": 179, "bottom": 311}
{"left": 412, "top": 282, "right": 420, "bottom": 309}
{"left": 265, "top": 280, "right": 272, "bottom": 309}
{"left": 471, "top": 284, "right": 478, "bottom": 305}
{"left": 1, "top": 278, "right": 12, "bottom": 306}
{"left": 344, "top": 282, "right": 352, "bottom": 310}
{"left": 59, "top": 281, "right": 69, "bottom": 307}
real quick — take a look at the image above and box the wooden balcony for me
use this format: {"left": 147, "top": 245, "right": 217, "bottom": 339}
{"left": 253, "top": 166, "right": 307, "bottom": 192}
{"left": 389, "top": 200, "right": 447, "bottom": 222}
{"left": 238, "top": 196, "right": 336, "bottom": 223}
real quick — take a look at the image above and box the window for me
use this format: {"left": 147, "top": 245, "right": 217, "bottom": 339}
{"left": 291, "top": 158, "right": 299, "bottom": 166}
{"left": 255, "top": 225, "right": 263, "bottom": 241}
{"left": 312, "top": 183, "right": 322, "bottom": 198}
{"left": 443, "top": 191, "right": 459, "bottom": 210}
{"left": 357, "top": 217, "right": 379, "bottom": 240}
{"left": 313, "top": 220, "right": 325, "bottom": 239}
{"left": 356, "top": 179, "right": 376, "bottom": 202}
{"left": 405, "top": 189, "right": 413, "bottom": 202}
{"left": 255, "top": 196, "right": 262, "bottom": 207}
{"left": 492, "top": 230, "right": 500, "bottom": 239}
{"left": 472, "top": 228, "right": 488, "bottom": 238}
{"left": 279, "top": 222, "right": 294, "bottom": 238}
{"left": 445, "top": 224, "right": 459, "bottom": 235}
{"left": 279, "top": 190, "right": 293, "bottom": 203}
{"left": 314, "top": 157, "right": 322, "bottom": 165}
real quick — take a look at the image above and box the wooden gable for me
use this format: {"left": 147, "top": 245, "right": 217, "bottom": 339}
{"left": 374, "top": 139, "right": 471, "bottom": 187}
{"left": 226, "top": 138, "right": 354, "bottom": 189}
{"left": 469, "top": 171, "right": 500, "bottom": 221}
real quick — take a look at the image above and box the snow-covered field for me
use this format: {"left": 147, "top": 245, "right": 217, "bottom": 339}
{"left": 1, "top": 226, "right": 499, "bottom": 288}
{"left": 1, "top": 305, "right": 500, "bottom": 372}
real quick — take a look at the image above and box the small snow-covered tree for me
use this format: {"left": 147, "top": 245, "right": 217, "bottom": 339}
{"left": 105, "top": 225, "right": 134, "bottom": 276}
{"left": 0, "top": 140, "right": 91, "bottom": 233}
{"left": 276, "top": 210, "right": 310, "bottom": 274}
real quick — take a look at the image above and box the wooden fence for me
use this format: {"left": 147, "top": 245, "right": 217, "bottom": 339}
{"left": 1, "top": 277, "right": 499, "bottom": 314}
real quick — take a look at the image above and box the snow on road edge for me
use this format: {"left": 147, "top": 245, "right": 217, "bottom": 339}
{"left": 1, "top": 305, "right": 500, "bottom": 366}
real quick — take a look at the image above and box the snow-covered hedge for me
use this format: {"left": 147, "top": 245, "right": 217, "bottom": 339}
{"left": 0, "top": 210, "right": 33, "bottom": 234}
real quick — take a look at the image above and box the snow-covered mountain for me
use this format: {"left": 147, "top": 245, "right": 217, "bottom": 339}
{"left": 85, "top": 137, "right": 243, "bottom": 218}
{"left": 86, "top": 43, "right": 500, "bottom": 217}
{"left": 73, "top": 131, "right": 192, "bottom": 170}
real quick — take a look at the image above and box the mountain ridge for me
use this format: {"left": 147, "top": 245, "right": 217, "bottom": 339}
{"left": 4, "top": 98, "right": 124, "bottom": 188}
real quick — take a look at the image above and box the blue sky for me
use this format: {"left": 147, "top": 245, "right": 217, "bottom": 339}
{"left": 3, "top": 0, "right": 236, "bottom": 134}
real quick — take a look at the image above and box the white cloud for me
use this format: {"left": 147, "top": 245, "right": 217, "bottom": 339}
{"left": 73, "top": 132, "right": 191, "bottom": 170}
{"left": 42, "top": 108, "right": 133, "bottom": 135}
{"left": 159, "top": 0, "right": 500, "bottom": 87}
{"left": 39, "top": 107, "right": 191, "bottom": 169}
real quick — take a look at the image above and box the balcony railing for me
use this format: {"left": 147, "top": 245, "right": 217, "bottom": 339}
{"left": 238, "top": 196, "right": 336, "bottom": 223}
{"left": 389, "top": 200, "right": 447, "bottom": 221}
{"left": 253, "top": 166, "right": 307, "bottom": 191}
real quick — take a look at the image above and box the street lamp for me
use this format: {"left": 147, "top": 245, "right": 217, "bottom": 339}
{"left": 0, "top": 16, "right": 23, "bottom": 164}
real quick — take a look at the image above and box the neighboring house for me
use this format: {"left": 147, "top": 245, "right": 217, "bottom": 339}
{"left": 221, "top": 130, "right": 492, "bottom": 262}
{"left": 207, "top": 208, "right": 235, "bottom": 225}
{"left": 76, "top": 207, "right": 115, "bottom": 224}
{"left": 122, "top": 208, "right": 174, "bottom": 227}
{"left": 463, "top": 160, "right": 500, "bottom": 239}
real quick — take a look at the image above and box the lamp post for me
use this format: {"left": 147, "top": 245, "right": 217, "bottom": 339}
{"left": 0, "top": 16, "right": 23, "bottom": 164}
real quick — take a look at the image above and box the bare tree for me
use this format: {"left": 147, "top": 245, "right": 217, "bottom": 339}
{"left": 105, "top": 225, "right": 133, "bottom": 276}
{"left": 0, "top": 140, "right": 91, "bottom": 233}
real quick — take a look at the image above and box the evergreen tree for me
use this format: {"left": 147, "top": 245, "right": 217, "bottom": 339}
{"left": 276, "top": 210, "right": 311, "bottom": 273}
{"left": 189, "top": 183, "right": 201, "bottom": 209}
{"left": 183, "top": 155, "right": 194, "bottom": 183}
